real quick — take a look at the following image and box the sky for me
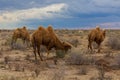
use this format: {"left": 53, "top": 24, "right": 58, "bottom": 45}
{"left": 0, "top": 0, "right": 120, "bottom": 29}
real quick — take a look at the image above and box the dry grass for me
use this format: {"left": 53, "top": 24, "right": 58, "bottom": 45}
{"left": 78, "top": 66, "right": 88, "bottom": 75}
{"left": 115, "top": 54, "right": 120, "bottom": 67}
{"left": 0, "top": 29, "right": 120, "bottom": 80}
{"left": 107, "top": 36, "right": 120, "bottom": 50}
{"left": 65, "top": 48, "right": 96, "bottom": 65}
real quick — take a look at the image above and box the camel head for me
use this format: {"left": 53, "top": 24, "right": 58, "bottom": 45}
{"left": 38, "top": 26, "right": 44, "bottom": 31}
{"left": 47, "top": 25, "right": 54, "bottom": 33}
{"left": 62, "top": 41, "right": 73, "bottom": 52}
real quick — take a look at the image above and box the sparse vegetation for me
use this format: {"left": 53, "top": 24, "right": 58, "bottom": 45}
{"left": 107, "top": 36, "right": 120, "bottom": 50}
{"left": 34, "top": 68, "right": 40, "bottom": 77}
{"left": 70, "top": 39, "right": 79, "bottom": 47}
{"left": 52, "top": 68, "right": 65, "bottom": 80}
{"left": 78, "top": 66, "right": 87, "bottom": 75}
{"left": 0, "top": 29, "right": 119, "bottom": 80}
{"left": 113, "top": 54, "right": 120, "bottom": 69}
{"left": 4, "top": 56, "right": 11, "bottom": 64}
{"left": 11, "top": 39, "right": 27, "bottom": 50}
{"left": 56, "top": 50, "right": 66, "bottom": 58}
{"left": 65, "top": 48, "right": 96, "bottom": 65}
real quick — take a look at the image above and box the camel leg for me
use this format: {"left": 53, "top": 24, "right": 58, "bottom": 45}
{"left": 33, "top": 44, "right": 37, "bottom": 62}
{"left": 37, "top": 45, "right": 43, "bottom": 61}
{"left": 89, "top": 41, "right": 93, "bottom": 52}
{"left": 46, "top": 48, "right": 50, "bottom": 59}
{"left": 46, "top": 43, "right": 53, "bottom": 59}
{"left": 98, "top": 43, "right": 101, "bottom": 53}
{"left": 26, "top": 40, "right": 30, "bottom": 48}
{"left": 22, "top": 38, "right": 25, "bottom": 44}
{"left": 11, "top": 37, "right": 17, "bottom": 48}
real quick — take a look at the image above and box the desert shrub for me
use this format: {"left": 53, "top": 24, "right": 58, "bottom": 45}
{"left": 98, "top": 68, "right": 113, "bottom": 80}
{"left": 25, "top": 54, "right": 30, "bottom": 60}
{"left": 4, "top": 37, "right": 12, "bottom": 46}
{"left": 98, "top": 67, "right": 105, "bottom": 80}
{"left": 14, "top": 64, "right": 20, "bottom": 71}
{"left": 0, "top": 51, "right": 3, "bottom": 57}
{"left": 56, "top": 50, "right": 66, "bottom": 58}
{"left": 4, "top": 56, "right": 11, "bottom": 64}
{"left": 107, "top": 36, "right": 120, "bottom": 50}
{"left": 69, "top": 39, "right": 79, "bottom": 47}
{"left": 90, "top": 77, "right": 97, "bottom": 80}
{"left": 40, "top": 45, "right": 47, "bottom": 52}
{"left": 11, "top": 39, "right": 27, "bottom": 50}
{"left": 90, "top": 76, "right": 112, "bottom": 80}
{"left": 65, "top": 48, "right": 96, "bottom": 65}
{"left": 92, "top": 42, "right": 98, "bottom": 49}
{"left": 34, "top": 68, "right": 40, "bottom": 77}
{"left": 65, "top": 51, "right": 84, "bottom": 65}
{"left": 52, "top": 68, "right": 65, "bottom": 80}
{"left": 78, "top": 66, "right": 87, "bottom": 75}
{"left": 104, "top": 51, "right": 113, "bottom": 58}
{"left": 115, "top": 54, "right": 120, "bottom": 68}
{"left": 95, "top": 61, "right": 113, "bottom": 80}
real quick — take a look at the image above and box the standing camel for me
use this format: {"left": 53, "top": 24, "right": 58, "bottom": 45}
{"left": 11, "top": 26, "right": 30, "bottom": 48}
{"left": 88, "top": 26, "right": 106, "bottom": 52}
{"left": 31, "top": 25, "right": 72, "bottom": 62}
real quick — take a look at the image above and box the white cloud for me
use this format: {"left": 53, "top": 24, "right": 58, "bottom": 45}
{"left": 0, "top": 3, "right": 68, "bottom": 23}
{"left": 99, "top": 22, "right": 120, "bottom": 29}
{"left": 91, "top": 0, "right": 120, "bottom": 8}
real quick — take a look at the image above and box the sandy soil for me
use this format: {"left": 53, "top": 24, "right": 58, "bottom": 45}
{"left": 0, "top": 29, "right": 120, "bottom": 80}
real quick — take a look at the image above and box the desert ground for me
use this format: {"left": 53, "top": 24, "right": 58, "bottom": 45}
{"left": 0, "top": 29, "right": 120, "bottom": 80}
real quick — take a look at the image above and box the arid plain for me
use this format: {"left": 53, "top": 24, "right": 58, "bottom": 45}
{"left": 0, "top": 29, "right": 120, "bottom": 80}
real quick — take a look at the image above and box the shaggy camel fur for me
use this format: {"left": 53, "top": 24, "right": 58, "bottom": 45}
{"left": 31, "top": 25, "right": 72, "bottom": 61}
{"left": 11, "top": 26, "right": 30, "bottom": 47}
{"left": 88, "top": 26, "right": 106, "bottom": 52}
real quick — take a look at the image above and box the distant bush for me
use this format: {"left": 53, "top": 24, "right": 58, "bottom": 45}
{"left": 56, "top": 50, "right": 66, "bottom": 58}
{"left": 107, "top": 36, "right": 120, "bottom": 50}
{"left": 65, "top": 48, "right": 96, "bottom": 65}
{"left": 78, "top": 66, "right": 87, "bottom": 75}
{"left": 52, "top": 68, "right": 65, "bottom": 80}
{"left": 11, "top": 39, "right": 27, "bottom": 50}
{"left": 70, "top": 39, "right": 79, "bottom": 47}
{"left": 112, "top": 54, "right": 120, "bottom": 69}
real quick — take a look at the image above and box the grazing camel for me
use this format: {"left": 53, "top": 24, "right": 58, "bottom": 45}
{"left": 88, "top": 26, "right": 106, "bottom": 52}
{"left": 31, "top": 25, "right": 72, "bottom": 62}
{"left": 11, "top": 26, "right": 30, "bottom": 47}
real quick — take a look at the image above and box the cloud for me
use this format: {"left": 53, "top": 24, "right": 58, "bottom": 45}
{"left": 0, "top": 3, "right": 68, "bottom": 23}
{"left": 91, "top": 0, "right": 120, "bottom": 8}
{"left": 0, "top": 0, "right": 120, "bottom": 29}
{"left": 99, "top": 22, "right": 120, "bottom": 29}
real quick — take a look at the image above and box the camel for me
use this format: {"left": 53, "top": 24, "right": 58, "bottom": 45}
{"left": 31, "top": 25, "right": 72, "bottom": 62}
{"left": 88, "top": 26, "right": 106, "bottom": 52}
{"left": 11, "top": 26, "right": 30, "bottom": 48}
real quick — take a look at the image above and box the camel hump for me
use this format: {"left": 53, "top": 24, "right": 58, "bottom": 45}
{"left": 47, "top": 25, "right": 54, "bottom": 33}
{"left": 16, "top": 28, "right": 21, "bottom": 31}
{"left": 96, "top": 26, "right": 100, "bottom": 31}
{"left": 102, "top": 29, "right": 106, "bottom": 36}
{"left": 38, "top": 26, "right": 44, "bottom": 31}
{"left": 103, "top": 29, "right": 106, "bottom": 32}
{"left": 23, "top": 26, "right": 27, "bottom": 30}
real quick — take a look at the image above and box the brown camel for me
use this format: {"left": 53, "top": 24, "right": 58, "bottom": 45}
{"left": 31, "top": 25, "right": 72, "bottom": 62}
{"left": 88, "top": 26, "right": 106, "bottom": 52}
{"left": 11, "top": 26, "right": 30, "bottom": 47}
